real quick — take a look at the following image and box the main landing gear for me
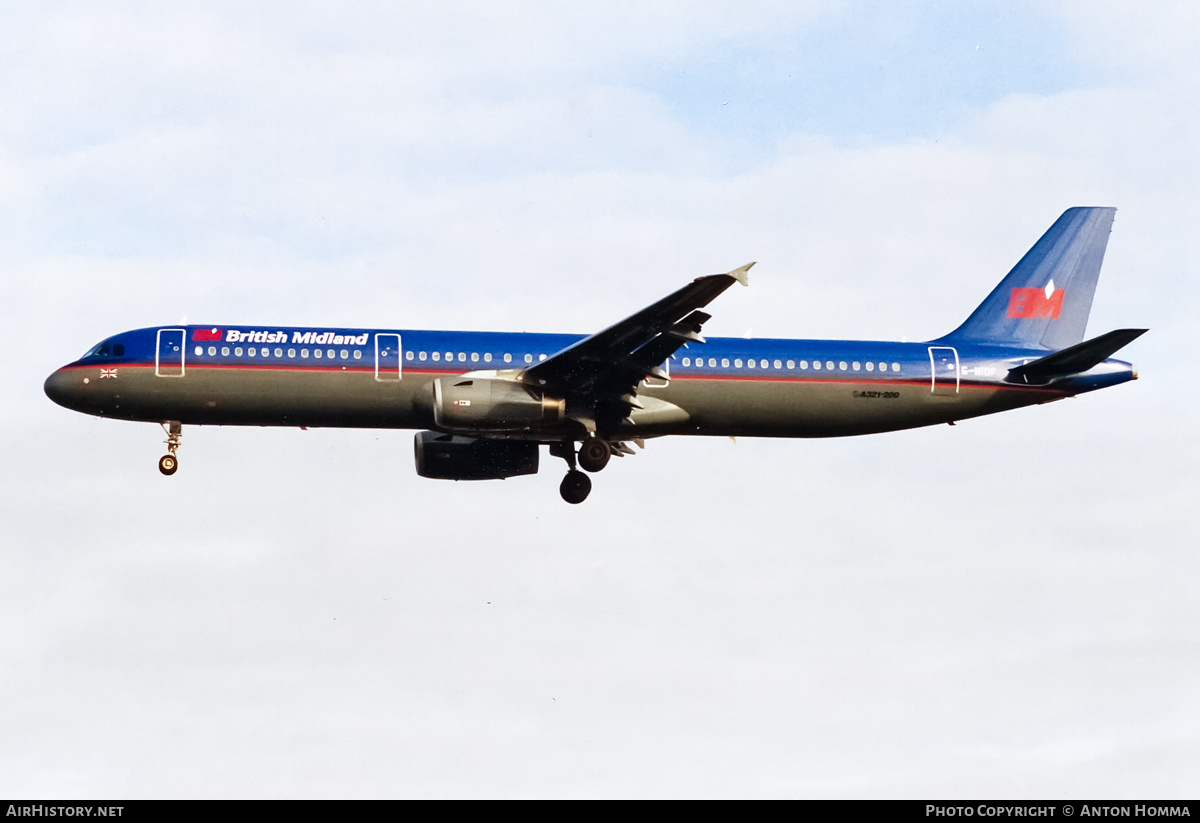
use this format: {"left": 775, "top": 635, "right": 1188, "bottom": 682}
{"left": 559, "top": 470, "right": 592, "bottom": 505}
{"left": 159, "top": 421, "right": 181, "bottom": 476}
{"left": 578, "top": 434, "right": 611, "bottom": 473}
{"left": 550, "top": 440, "right": 597, "bottom": 504}
{"left": 551, "top": 435, "right": 638, "bottom": 504}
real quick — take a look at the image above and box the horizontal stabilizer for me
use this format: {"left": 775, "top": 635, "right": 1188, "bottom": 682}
{"left": 1006, "top": 328, "right": 1147, "bottom": 384}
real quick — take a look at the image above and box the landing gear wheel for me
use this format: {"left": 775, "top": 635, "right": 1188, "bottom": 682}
{"left": 159, "top": 421, "right": 182, "bottom": 476}
{"left": 578, "top": 436, "right": 611, "bottom": 473}
{"left": 559, "top": 470, "right": 592, "bottom": 504}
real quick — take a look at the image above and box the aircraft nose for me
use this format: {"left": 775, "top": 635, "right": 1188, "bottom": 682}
{"left": 44, "top": 367, "right": 86, "bottom": 411}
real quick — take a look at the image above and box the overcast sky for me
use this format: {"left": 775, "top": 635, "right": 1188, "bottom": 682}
{"left": 1, "top": 1, "right": 1196, "bottom": 798}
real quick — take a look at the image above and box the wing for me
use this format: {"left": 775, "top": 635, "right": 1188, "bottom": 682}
{"left": 523, "top": 263, "right": 752, "bottom": 408}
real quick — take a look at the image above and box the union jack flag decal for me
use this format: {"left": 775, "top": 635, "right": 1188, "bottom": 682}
{"left": 100, "top": 369, "right": 118, "bottom": 379}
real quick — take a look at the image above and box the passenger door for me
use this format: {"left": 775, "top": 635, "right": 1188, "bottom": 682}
{"left": 375, "top": 334, "right": 402, "bottom": 381}
{"left": 928, "top": 346, "right": 959, "bottom": 395}
{"left": 156, "top": 329, "right": 185, "bottom": 377}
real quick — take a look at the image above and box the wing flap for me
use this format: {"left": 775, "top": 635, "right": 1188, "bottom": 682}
{"left": 524, "top": 263, "right": 752, "bottom": 396}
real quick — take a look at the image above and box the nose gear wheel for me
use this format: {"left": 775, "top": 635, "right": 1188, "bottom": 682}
{"left": 158, "top": 421, "right": 182, "bottom": 476}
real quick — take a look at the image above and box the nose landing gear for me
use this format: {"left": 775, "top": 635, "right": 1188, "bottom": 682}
{"left": 159, "top": 421, "right": 182, "bottom": 476}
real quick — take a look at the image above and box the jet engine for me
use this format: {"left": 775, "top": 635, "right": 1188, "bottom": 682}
{"left": 414, "top": 431, "right": 539, "bottom": 480}
{"left": 432, "top": 376, "right": 565, "bottom": 433}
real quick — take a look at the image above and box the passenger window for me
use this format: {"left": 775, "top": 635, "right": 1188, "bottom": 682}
{"left": 774, "top": 359, "right": 782, "bottom": 369}
{"left": 419, "top": 352, "right": 427, "bottom": 361}
{"left": 458, "top": 353, "right": 465, "bottom": 362}
{"left": 354, "top": 350, "right": 362, "bottom": 360}
{"left": 786, "top": 360, "right": 794, "bottom": 369}
{"left": 800, "top": 360, "right": 808, "bottom": 370}
{"left": 313, "top": 349, "right": 322, "bottom": 359}
{"left": 879, "top": 362, "right": 887, "bottom": 371}
{"left": 274, "top": 348, "right": 283, "bottom": 357}
{"left": 504, "top": 354, "right": 512, "bottom": 363}
{"left": 539, "top": 354, "right": 547, "bottom": 361}
{"left": 813, "top": 361, "right": 821, "bottom": 370}
{"left": 471, "top": 353, "right": 479, "bottom": 362}
{"left": 340, "top": 350, "right": 348, "bottom": 360}
{"left": 734, "top": 358, "right": 743, "bottom": 368}
{"left": 826, "top": 361, "right": 834, "bottom": 370}
{"left": 892, "top": 363, "right": 900, "bottom": 372}
{"left": 708, "top": 358, "right": 716, "bottom": 367}
{"left": 248, "top": 348, "right": 256, "bottom": 358}
{"left": 838, "top": 361, "right": 846, "bottom": 370}
{"left": 235, "top": 347, "right": 244, "bottom": 356}
{"left": 721, "top": 358, "right": 729, "bottom": 368}
{"left": 852, "top": 362, "right": 860, "bottom": 371}
{"left": 432, "top": 352, "right": 440, "bottom": 361}
{"left": 326, "top": 349, "right": 335, "bottom": 359}
{"left": 301, "top": 349, "right": 309, "bottom": 358}
{"left": 287, "top": 348, "right": 296, "bottom": 358}
{"left": 484, "top": 353, "right": 492, "bottom": 363}
{"left": 222, "top": 346, "right": 230, "bottom": 356}
{"left": 208, "top": 346, "right": 217, "bottom": 356}
{"left": 524, "top": 354, "right": 533, "bottom": 363}
{"left": 194, "top": 346, "right": 203, "bottom": 356}
{"left": 865, "top": 362, "right": 874, "bottom": 371}
{"left": 406, "top": 351, "right": 414, "bottom": 361}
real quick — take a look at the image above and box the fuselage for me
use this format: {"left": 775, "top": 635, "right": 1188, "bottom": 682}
{"left": 43, "top": 323, "right": 1137, "bottom": 439}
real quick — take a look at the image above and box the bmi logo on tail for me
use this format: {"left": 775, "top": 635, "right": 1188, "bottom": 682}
{"left": 1007, "top": 281, "right": 1065, "bottom": 319}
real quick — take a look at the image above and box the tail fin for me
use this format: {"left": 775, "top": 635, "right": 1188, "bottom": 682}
{"left": 939, "top": 207, "right": 1116, "bottom": 350}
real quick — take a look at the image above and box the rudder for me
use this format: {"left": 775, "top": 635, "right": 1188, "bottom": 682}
{"left": 939, "top": 207, "right": 1116, "bottom": 351}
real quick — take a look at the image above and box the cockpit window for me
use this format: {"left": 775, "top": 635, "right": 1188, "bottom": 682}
{"left": 83, "top": 342, "right": 124, "bottom": 359}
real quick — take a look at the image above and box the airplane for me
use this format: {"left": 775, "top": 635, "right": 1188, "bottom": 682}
{"left": 44, "top": 207, "right": 1144, "bottom": 504}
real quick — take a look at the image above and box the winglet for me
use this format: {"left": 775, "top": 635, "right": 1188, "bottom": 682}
{"left": 728, "top": 262, "right": 755, "bottom": 287}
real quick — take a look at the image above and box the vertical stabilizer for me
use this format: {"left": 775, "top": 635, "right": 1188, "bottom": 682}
{"left": 939, "top": 207, "right": 1116, "bottom": 350}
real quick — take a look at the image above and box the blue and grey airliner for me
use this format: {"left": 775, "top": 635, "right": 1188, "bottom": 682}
{"left": 44, "top": 207, "right": 1144, "bottom": 503}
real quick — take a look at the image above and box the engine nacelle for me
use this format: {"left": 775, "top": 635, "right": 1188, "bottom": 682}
{"left": 414, "top": 431, "right": 539, "bottom": 481}
{"left": 433, "top": 376, "right": 565, "bottom": 433}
